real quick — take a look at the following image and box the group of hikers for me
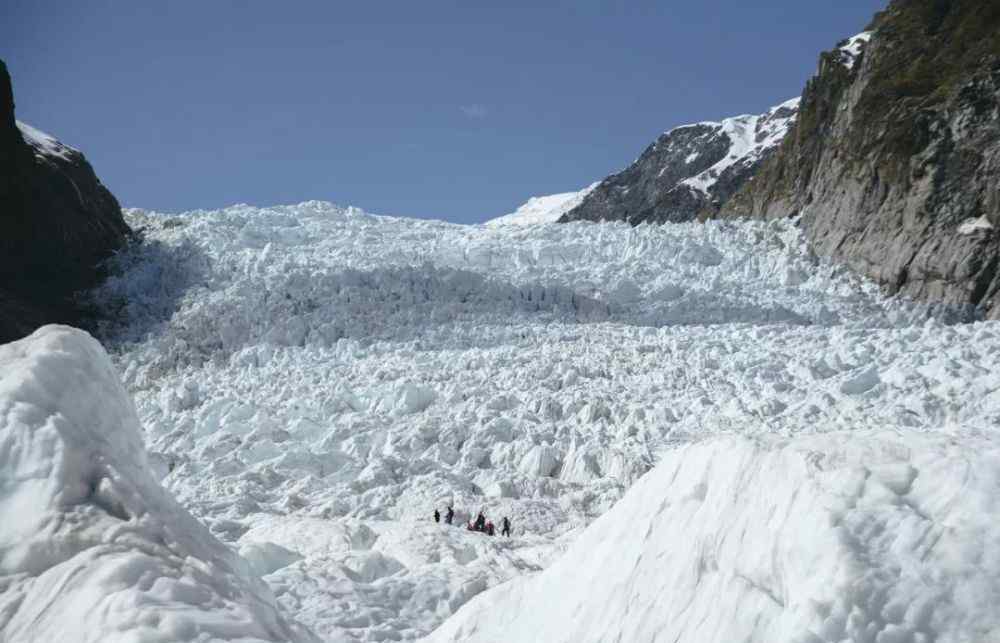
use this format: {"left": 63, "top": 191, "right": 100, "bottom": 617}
{"left": 433, "top": 505, "right": 511, "bottom": 537}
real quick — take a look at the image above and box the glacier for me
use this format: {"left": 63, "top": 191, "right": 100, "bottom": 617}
{"left": 4, "top": 200, "right": 1000, "bottom": 642}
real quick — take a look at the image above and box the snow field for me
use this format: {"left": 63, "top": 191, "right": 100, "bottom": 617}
{"left": 0, "top": 326, "right": 317, "bottom": 642}
{"left": 81, "top": 201, "right": 997, "bottom": 641}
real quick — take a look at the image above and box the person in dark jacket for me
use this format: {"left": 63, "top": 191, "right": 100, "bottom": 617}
{"left": 434, "top": 509, "right": 440, "bottom": 523}
{"left": 501, "top": 516, "right": 511, "bottom": 537}
{"left": 475, "top": 511, "right": 486, "bottom": 532}
{"left": 445, "top": 506, "right": 454, "bottom": 525}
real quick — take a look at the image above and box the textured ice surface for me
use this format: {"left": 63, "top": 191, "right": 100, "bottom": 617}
{"left": 84, "top": 201, "right": 999, "bottom": 641}
{"left": 430, "top": 432, "right": 1000, "bottom": 643}
{"left": 0, "top": 326, "right": 317, "bottom": 643}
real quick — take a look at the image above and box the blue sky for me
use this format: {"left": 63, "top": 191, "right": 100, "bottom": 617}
{"left": 2, "top": 1, "right": 884, "bottom": 223}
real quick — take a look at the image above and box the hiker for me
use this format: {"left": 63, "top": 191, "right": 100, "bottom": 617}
{"left": 475, "top": 511, "right": 486, "bottom": 532}
{"left": 486, "top": 521, "right": 495, "bottom": 536}
{"left": 434, "top": 509, "right": 440, "bottom": 523}
{"left": 466, "top": 520, "right": 475, "bottom": 531}
{"left": 445, "top": 506, "right": 454, "bottom": 525}
{"left": 501, "top": 516, "right": 511, "bottom": 537}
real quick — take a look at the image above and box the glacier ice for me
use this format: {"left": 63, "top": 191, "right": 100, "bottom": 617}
{"left": 51, "top": 199, "right": 1000, "bottom": 641}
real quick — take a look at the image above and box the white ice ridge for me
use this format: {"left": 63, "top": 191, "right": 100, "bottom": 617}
{"left": 486, "top": 183, "right": 598, "bottom": 226}
{"left": 16, "top": 120, "right": 78, "bottom": 162}
{"left": 430, "top": 431, "right": 1000, "bottom": 643}
{"left": 84, "top": 201, "right": 997, "bottom": 641}
{"left": 0, "top": 326, "right": 317, "bottom": 643}
{"left": 680, "top": 97, "right": 800, "bottom": 195}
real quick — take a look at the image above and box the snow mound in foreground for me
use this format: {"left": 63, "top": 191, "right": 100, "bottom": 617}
{"left": 486, "top": 184, "right": 597, "bottom": 226}
{"left": 429, "top": 431, "right": 1000, "bottom": 643}
{"left": 0, "top": 326, "right": 317, "bottom": 642}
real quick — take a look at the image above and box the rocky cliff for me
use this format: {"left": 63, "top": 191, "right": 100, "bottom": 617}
{"left": 0, "top": 59, "right": 131, "bottom": 343}
{"left": 720, "top": 0, "right": 1000, "bottom": 316}
{"left": 559, "top": 99, "right": 799, "bottom": 225}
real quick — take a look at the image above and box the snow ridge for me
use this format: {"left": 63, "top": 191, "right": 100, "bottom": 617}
{"left": 487, "top": 183, "right": 598, "bottom": 226}
{"left": 16, "top": 120, "right": 78, "bottom": 161}
{"left": 837, "top": 31, "right": 873, "bottom": 70}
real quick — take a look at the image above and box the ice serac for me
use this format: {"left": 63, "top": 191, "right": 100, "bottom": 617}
{"left": 720, "top": 1, "right": 1000, "bottom": 317}
{"left": 428, "top": 432, "right": 1000, "bottom": 643}
{"left": 0, "top": 59, "right": 131, "bottom": 344}
{"left": 0, "top": 326, "right": 318, "bottom": 643}
{"left": 559, "top": 98, "right": 799, "bottom": 225}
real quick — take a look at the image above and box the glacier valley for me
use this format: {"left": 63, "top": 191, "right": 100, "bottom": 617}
{"left": 2, "top": 201, "right": 999, "bottom": 642}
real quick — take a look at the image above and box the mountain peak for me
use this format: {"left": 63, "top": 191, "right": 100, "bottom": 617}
{"left": 559, "top": 98, "right": 800, "bottom": 225}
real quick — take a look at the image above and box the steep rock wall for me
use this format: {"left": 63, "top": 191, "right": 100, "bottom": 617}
{"left": 0, "top": 59, "right": 131, "bottom": 343}
{"left": 721, "top": 1, "right": 1000, "bottom": 316}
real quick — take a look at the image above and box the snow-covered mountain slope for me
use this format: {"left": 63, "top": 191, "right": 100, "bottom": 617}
{"left": 560, "top": 98, "right": 800, "bottom": 224}
{"left": 486, "top": 183, "right": 597, "bottom": 226}
{"left": 80, "top": 201, "right": 1000, "bottom": 641}
{"left": 429, "top": 431, "right": 1000, "bottom": 643}
{"left": 680, "top": 98, "right": 801, "bottom": 195}
{"left": 0, "top": 326, "right": 317, "bottom": 643}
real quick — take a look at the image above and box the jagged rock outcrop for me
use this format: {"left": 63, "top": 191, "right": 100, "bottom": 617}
{"left": 0, "top": 59, "right": 131, "bottom": 343}
{"left": 720, "top": 1, "right": 1000, "bottom": 316}
{"left": 559, "top": 99, "right": 799, "bottom": 225}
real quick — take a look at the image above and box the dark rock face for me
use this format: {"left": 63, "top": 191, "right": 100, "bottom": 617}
{"left": 720, "top": 1, "right": 1000, "bottom": 317}
{"left": 560, "top": 100, "right": 799, "bottom": 225}
{"left": 0, "top": 59, "right": 131, "bottom": 343}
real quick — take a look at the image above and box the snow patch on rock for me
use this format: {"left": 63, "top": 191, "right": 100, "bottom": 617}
{"left": 958, "top": 215, "right": 993, "bottom": 235}
{"left": 837, "top": 31, "right": 873, "bottom": 70}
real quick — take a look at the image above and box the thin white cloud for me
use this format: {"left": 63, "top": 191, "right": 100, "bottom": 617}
{"left": 459, "top": 104, "right": 488, "bottom": 119}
